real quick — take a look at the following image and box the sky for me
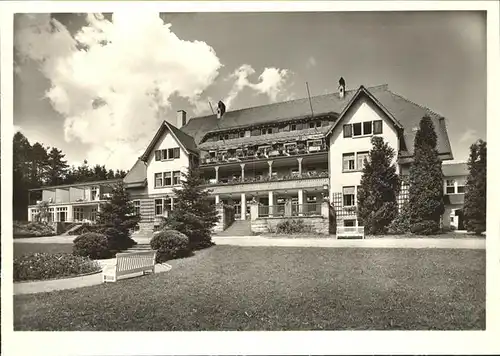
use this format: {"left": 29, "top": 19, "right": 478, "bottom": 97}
{"left": 13, "top": 11, "right": 486, "bottom": 171}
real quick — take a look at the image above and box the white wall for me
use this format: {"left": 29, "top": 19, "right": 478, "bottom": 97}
{"left": 328, "top": 96, "right": 400, "bottom": 201}
{"left": 146, "top": 128, "right": 190, "bottom": 195}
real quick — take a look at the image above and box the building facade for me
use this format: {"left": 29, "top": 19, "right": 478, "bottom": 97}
{"left": 28, "top": 79, "right": 468, "bottom": 233}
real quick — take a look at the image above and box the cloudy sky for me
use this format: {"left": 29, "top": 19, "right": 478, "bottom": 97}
{"left": 14, "top": 11, "right": 486, "bottom": 171}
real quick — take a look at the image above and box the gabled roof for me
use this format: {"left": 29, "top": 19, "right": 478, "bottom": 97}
{"left": 324, "top": 85, "right": 404, "bottom": 138}
{"left": 442, "top": 162, "right": 468, "bottom": 177}
{"left": 140, "top": 121, "right": 198, "bottom": 162}
{"left": 180, "top": 84, "right": 452, "bottom": 159}
{"left": 123, "top": 159, "right": 147, "bottom": 185}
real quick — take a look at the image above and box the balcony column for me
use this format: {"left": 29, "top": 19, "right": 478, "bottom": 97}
{"left": 240, "top": 163, "right": 246, "bottom": 182}
{"left": 215, "top": 194, "right": 220, "bottom": 205}
{"left": 268, "top": 191, "right": 274, "bottom": 217}
{"left": 297, "top": 157, "right": 303, "bottom": 176}
{"left": 267, "top": 160, "right": 273, "bottom": 178}
{"left": 240, "top": 193, "right": 247, "bottom": 220}
{"left": 298, "top": 189, "right": 304, "bottom": 216}
{"left": 215, "top": 166, "right": 219, "bottom": 182}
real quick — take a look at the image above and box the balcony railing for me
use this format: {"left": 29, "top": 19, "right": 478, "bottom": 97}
{"left": 204, "top": 171, "right": 329, "bottom": 187}
{"left": 258, "top": 205, "right": 286, "bottom": 217}
{"left": 200, "top": 145, "right": 328, "bottom": 166}
{"left": 291, "top": 202, "right": 322, "bottom": 216}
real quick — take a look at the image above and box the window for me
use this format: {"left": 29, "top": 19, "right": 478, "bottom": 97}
{"left": 343, "top": 186, "right": 355, "bottom": 206}
{"left": 309, "top": 122, "right": 315, "bottom": 129}
{"left": 357, "top": 152, "right": 369, "bottom": 171}
{"left": 267, "top": 128, "right": 273, "bottom": 134}
{"left": 344, "top": 219, "right": 356, "bottom": 227}
{"left": 91, "top": 186, "right": 99, "bottom": 200}
{"left": 133, "top": 200, "right": 141, "bottom": 216}
{"left": 155, "top": 173, "right": 163, "bottom": 188}
{"left": 173, "top": 171, "right": 181, "bottom": 185}
{"left": 353, "top": 123, "right": 362, "bottom": 136}
{"left": 291, "top": 168, "right": 299, "bottom": 177}
{"left": 446, "top": 179, "right": 456, "bottom": 194}
{"left": 173, "top": 147, "right": 180, "bottom": 159}
{"left": 155, "top": 199, "right": 163, "bottom": 216}
{"left": 224, "top": 134, "right": 229, "bottom": 140}
{"left": 363, "top": 121, "right": 372, "bottom": 135}
{"left": 291, "top": 124, "right": 297, "bottom": 131}
{"left": 219, "top": 135, "right": 224, "bottom": 141}
{"left": 457, "top": 183, "right": 465, "bottom": 193}
{"left": 167, "top": 148, "right": 174, "bottom": 159}
{"left": 239, "top": 131, "right": 245, "bottom": 138}
{"left": 155, "top": 150, "right": 161, "bottom": 161}
{"left": 373, "top": 120, "right": 383, "bottom": 134}
{"left": 163, "top": 198, "right": 172, "bottom": 212}
{"left": 164, "top": 171, "right": 172, "bottom": 186}
{"left": 307, "top": 196, "right": 317, "bottom": 202}
{"left": 343, "top": 153, "right": 355, "bottom": 171}
{"left": 343, "top": 124, "right": 352, "bottom": 138}
{"left": 261, "top": 128, "right": 267, "bottom": 135}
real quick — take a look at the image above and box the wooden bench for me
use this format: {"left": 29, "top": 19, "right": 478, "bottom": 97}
{"left": 336, "top": 226, "right": 365, "bottom": 239}
{"left": 102, "top": 251, "right": 157, "bottom": 283}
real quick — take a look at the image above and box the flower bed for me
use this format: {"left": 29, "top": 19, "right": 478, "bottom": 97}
{"left": 14, "top": 253, "right": 101, "bottom": 282}
{"left": 13, "top": 221, "right": 55, "bottom": 238}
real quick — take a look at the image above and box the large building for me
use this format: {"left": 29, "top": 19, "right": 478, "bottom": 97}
{"left": 28, "top": 79, "right": 468, "bottom": 234}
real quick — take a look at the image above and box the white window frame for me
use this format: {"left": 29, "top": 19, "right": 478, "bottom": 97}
{"left": 356, "top": 151, "right": 369, "bottom": 171}
{"left": 342, "top": 186, "right": 356, "bottom": 207}
{"left": 446, "top": 179, "right": 456, "bottom": 194}
{"left": 343, "top": 153, "right": 356, "bottom": 172}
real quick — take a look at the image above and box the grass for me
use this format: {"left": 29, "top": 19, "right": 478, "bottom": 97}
{"left": 14, "top": 245, "right": 485, "bottom": 331}
{"left": 14, "top": 243, "right": 73, "bottom": 258}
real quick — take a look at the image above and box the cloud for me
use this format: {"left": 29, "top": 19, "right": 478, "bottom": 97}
{"left": 14, "top": 13, "right": 294, "bottom": 170}
{"left": 306, "top": 56, "right": 317, "bottom": 69}
{"left": 15, "top": 12, "right": 222, "bottom": 170}
{"left": 223, "top": 64, "right": 291, "bottom": 109}
{"left": 459, "top": 128, "right": 479, "bottom": 144}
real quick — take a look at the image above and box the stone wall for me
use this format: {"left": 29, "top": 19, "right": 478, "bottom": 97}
{"left": 251, "top": 216, "right": 330, "bottom": 235}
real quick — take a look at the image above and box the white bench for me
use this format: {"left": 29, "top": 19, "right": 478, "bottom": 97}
{"left": 102, "top": 251, "right": 157, "bottom": 283}
{"left": 336, "top": 226, "right": 365, "bottom": 239}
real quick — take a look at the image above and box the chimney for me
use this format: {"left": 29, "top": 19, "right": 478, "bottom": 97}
{"left": 338, "top": 77, "right": 346, "bottom": 99}
{"left": 176, "top": 110, "right": 187, "bottom": 128}
{"left": 217, "top": 100, "right": 226, "bottom": 119}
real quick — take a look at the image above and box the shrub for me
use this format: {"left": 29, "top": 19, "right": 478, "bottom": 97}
{"left": 410, "top": 220, "right": 441, "bottom": 235}
{"left": 275, "top": 219, "right": 311, "bottom": 234}
{"left": 388, "top": 203, "right": 412, "bottom": 234}
{"left": 14, "top": 253, "right": 101, "bottom": 282}
{"left": 13, "top": 221, "right": 55, "bottom": 238}
{"left": 150, "top": 229, "right": 191, "bottom": 263}
{"left": 73, "top": 232, "right": 111, "bottom": 259}
{"left": 68, "top": 223, "right": 105, "bottom": 236}
{"left": 329, "top": 204, "right": 337, "bottom": 234}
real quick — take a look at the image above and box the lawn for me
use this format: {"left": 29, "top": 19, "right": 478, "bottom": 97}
{"left": 14, "top": 245, "right": 485, "bottom": 331}
{"left": 14, "top": 243, "right": 73, "bottom": 258}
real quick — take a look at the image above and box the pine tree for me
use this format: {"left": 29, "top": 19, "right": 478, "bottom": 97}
{"left": 13, "top": 132, "right": 32, "bottom": 220}
{"left": 408, "top": 116, "right": 444, "bottom": 234}
{"left": 165, "top": 167, "right": 219, "bottom": 249}
{"left": 45, "top": 147, "right": 69, "bottom": 186}
{"left": 463, "top": 139, "right": 486, "bottom": 235}
{"left": 30, "top": 142, "right": 49, "bottom": 186}
{"left": 357, "top": 136, "right": 400, "bottom": 235}
{"left": 96, "top": 180, "right": 139, "bottom": 251}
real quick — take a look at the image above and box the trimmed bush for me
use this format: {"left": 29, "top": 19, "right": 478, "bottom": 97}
{"left": 150, "top": 229, "right": 191, "bottom": 263}
{"left": 13, "top": 221, "right": 55, "bottom": 238}
{"left": 410, "top": 220, "right": 440, "bottom": 235}
{"left": 388, "top": 203, "right": 412, "bottom": 235}
{"left": 275, "top": 219, "right": 311, "bottom": 234}
{"left": 14, "top": 253, "right": 101, "bottom": 281}
{"left": 73, "top": 232, "right": 111, "bottom": 259}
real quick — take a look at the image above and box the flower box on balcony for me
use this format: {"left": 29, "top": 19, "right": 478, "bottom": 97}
{"left": 268, "top": 150, "right": 280, "bottom": 157}
{"left": 308, "top": 146, "right": 321, "bottom": 153}
{"left": 228, "top": 157, "right": 238, "bottom": 162}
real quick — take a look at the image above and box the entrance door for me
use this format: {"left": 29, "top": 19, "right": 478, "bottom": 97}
{"left": 456, "top": 209, "right": 465, "bottom": 230}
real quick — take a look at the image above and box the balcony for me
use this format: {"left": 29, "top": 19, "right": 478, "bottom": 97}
{"left": 202, "top": 171, "right": 329, "bottom": 195}
{"left": 200, "top": 143, "right": 328, "bottom": 167}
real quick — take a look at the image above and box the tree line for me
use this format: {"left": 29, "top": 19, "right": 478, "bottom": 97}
{"left": 13, "top": 131, "right": 128, "bottom": 221}
{"left": 357, "top": 116, "right": 486, "bottom": 235}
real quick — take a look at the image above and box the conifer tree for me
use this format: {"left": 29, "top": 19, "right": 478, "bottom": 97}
{"left": 45, "top": 147, "right": 69, "bottom": 186}
{"left": 165, "top": 167, "right": 219, "bottom": 249}
{"left": 96, "top": 181, "right": 138, "bottom": 251}
{"left": 463, "top": 139, "right": 487, "bottom": 235}
{"left": 357, "top": 136, "right": 400, "bottom": 234}
{"left": 408, "top": 116, "right": 444, "bottom": 234}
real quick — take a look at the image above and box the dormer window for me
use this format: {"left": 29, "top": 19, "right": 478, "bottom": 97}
{"left": 291, "top": 124, "right": 297, "bottom": 131}
{"left": 239, "top": 131, "right": 245, "bottom": 138}
{"left": 267, "top": 128, "right": 272, "bottom": 134}
{"left": 261, "top": 128, "right": 267, "bottom": 135}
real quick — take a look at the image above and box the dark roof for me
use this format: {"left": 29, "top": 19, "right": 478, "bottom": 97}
{"left": 442, "top": 162, "right": 468, "bottom": 177}
{"left": 140, "top": 121, "right": 198, "bottom": 162}
{"left": 181, "top": 84, "right": 452, "bottom": 158}
{"left": 123, "top": 159, "right": 147, "bottom": 185}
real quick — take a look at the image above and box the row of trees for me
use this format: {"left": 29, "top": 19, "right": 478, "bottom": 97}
{"left": 13, "top": 131, "right": 128, "bottom": 220}
{"left": 357, "top": 116, "right": 486, "bottom": 235}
